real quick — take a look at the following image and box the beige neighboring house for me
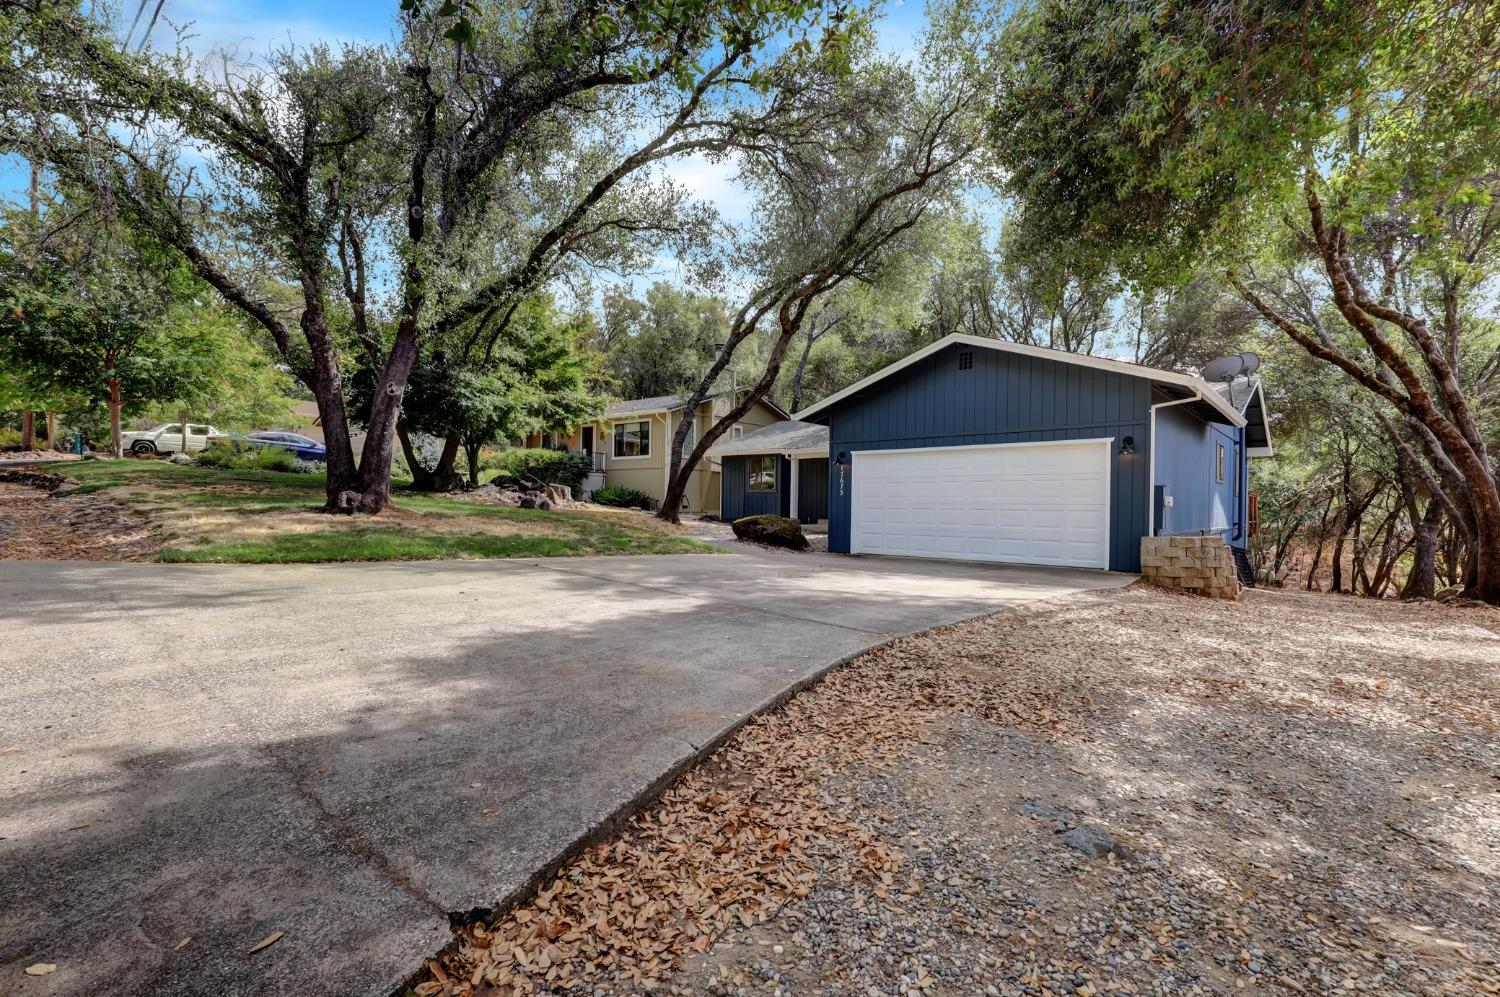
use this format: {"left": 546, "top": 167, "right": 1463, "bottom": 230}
{"left": 288, "top": 400, "right": 366, "bottom": 457}
{"left": 524, "top": 393, "right": 788, "bottom": 513}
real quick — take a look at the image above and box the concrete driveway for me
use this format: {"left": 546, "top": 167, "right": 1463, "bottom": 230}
{"left": 0, "top": 549, "right": 1131, "bottom": 996}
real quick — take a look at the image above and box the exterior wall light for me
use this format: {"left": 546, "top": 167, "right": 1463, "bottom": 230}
{"left": 835, "top": 451, "right": 850, "bottom": 465}
{"left": 1119, "top": 436, "right": 1136, "bottom": 455}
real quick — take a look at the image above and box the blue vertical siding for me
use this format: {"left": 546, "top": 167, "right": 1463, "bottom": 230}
{"left": 1154, "top": 406, "right": 1249, "bottom": 548}
{"left": 797, "top": 457, "right": 829, "bottom": 523}
{"left": 822, "top": 344, "right": 1152, "bottom": 572}
{"left": 721, "top": 455, "right": 791, "bottom": 520}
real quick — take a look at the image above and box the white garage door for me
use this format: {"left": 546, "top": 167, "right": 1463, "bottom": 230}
{"left": 851, "top": 439, "right": 1111, "bottom": 569}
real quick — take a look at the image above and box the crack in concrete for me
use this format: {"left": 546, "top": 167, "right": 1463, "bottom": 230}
{"left": 271, "top": 753, "right": 448, "bottom": 917}
{"left": 138, "top": 603, "right": 450, "bottom": 920}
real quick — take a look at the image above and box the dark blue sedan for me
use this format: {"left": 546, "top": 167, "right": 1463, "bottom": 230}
{"left": 245, "top": 431, "right": 327, "bottom": 462}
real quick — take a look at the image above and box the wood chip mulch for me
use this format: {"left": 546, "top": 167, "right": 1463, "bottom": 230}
{"left": 0, "top": 480, "right": 160, "bottom": 560}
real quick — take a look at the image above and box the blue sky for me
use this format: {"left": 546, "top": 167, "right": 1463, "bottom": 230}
{"left": 2, "top": 0, "right": 931, "bottom": 220}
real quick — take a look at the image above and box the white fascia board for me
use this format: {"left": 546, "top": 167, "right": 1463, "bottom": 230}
{"left": 1246, "top": 380, "right": 1274, "bottom": 457}
{"left": 792, "top": 332, "right": 1247, "bottom": 428}
{"left": 706, "top": 446, "right": 827, "bottom": 458}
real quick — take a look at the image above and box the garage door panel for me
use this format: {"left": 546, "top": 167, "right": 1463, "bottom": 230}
{"left": 851, "top": 442, "right": 1110, "bottom": 569}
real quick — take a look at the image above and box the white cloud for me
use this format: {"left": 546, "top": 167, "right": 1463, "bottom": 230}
{"left": 660, "top": 153, "right": 754, "bottom": 226}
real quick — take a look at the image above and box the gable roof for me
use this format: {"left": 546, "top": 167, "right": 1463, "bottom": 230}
{"left": 706, "top": 420, "right": 829, "bottom": 458}
{"left": 1211, "top": 376, "right": 1274, "bottom": 457}
{"left": 604, "top": 394, "right": 685, "bottom": 419}
{"left": 603, "top": 392, "right": 791, "bottom": 422}
{"left": 792, "top": 333, "right": 1248, "bottom": 428}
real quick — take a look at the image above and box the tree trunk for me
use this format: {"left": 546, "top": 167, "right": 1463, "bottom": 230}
{"left": 465, "top": 440, "right": 482, "bottom": 488}
{"left": 339, "top": 324, "right": 420, "bottom": 513}
{"left": 1331, "top": 526, "right": 1347, "bottom": 594}
{"left": 179, "top": 408, "right": 189, "bottom": 453}
{"left": 397, "top": 422, "right": 436, "bottom": 491}
{"left": 45, "top": 411, "right": 57, "bottom": 451}
{"left": 789, "top": 329, "right": 816, "bottom": 414}
{"left": 1402, "top": 501, "right": 1442, "bottom": 599}
{"left": 20, "top": 411, "right": 35, "bottom": 450}
{"left": 107, "top": 377, "right": 123, "bottom": 458}
{"left": 425, "top": 437, "right": 463, "bottom": 492}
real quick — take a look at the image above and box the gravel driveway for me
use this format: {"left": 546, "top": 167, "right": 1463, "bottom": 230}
{"left": 426, "top": 584, "right": 1500, "bottom": 996}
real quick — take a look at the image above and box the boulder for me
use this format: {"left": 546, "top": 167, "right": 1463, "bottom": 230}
{"left": 731, "top": 514, "right": 808, "bottom": 550}
{"left": 519, "top": 490, "right": 553, "bottom": 511}
{"left": 542, "top": 483, "right": 573, "bottom": 507}
{"left": 474, "top": 484, "right": 523, "bottom": 507}
{"left": 1435, "top": 585, "right": 1465, "bottom": 602}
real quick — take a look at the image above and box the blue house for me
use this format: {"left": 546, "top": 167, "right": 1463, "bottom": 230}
{"left": 708, "top": 420, "right": 831, "bottom": 524}
{"left": 791, "top": 334, "right": 1272, "bottom": 573}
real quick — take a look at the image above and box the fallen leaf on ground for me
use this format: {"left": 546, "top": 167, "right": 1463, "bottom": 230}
{"left": 24, "top": 963, "right": 57, "bottom": 976}
{"left": 68, "top": 821, "right": 93, "bottom": 831}
{"left": 173, "top": 937, "right": 192, "bottom": 951}
{"left": 247, "top": 932, "right": 283, "bottom": 954}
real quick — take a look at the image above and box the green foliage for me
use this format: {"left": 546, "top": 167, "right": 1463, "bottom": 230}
{"left": 988, "top": 0, "right": 1498, "bottom": 284}
{"left": 592, "top": 485, "right": 656, "bottom": 510}
{"left": 195, "top": 441, "right": 305, "bottom": 473}
{"left": 358, "top": 297, "right": 600, "bottom": 453}
{"left": 0, "top": 205, "right": 232, "bottom": 435}
{"left": 486, "top": 448, "right": 592, "bottom": 493}
{"left": 591, "top": 283, "right": 732, "bottom": 400}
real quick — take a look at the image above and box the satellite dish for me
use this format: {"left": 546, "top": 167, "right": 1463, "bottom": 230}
{"left": 1201, "top": 355, "right": 1247, "bottom": 382}
{"left": 1238, "top": 352, "right": 1262, "bottom": 375}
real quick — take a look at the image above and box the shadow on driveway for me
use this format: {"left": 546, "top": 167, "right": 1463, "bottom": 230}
{"left": 0, "top": 552, "right": 1131, "bottom": 995}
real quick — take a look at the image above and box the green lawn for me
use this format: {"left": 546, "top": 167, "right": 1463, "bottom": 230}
{"left": 53, "top": 459, "right": 716, "bottom": 563}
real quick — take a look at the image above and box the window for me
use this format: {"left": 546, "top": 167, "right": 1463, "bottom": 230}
{"left": 613, "top": 421, "right": 650, "bottom": 458}
{"left": 748, "top": 455, "right": 777, "bottom": 491}
{"left": 680, "top": 419, "right": 696, "bottom": 452}
{"left": 958, "top": 350, "right": 974, "bottom": 370}
{"left": 731, "top": 425, "right": 744, "bottom": 439}
{"left": 188, "top": 425, "right": 211, "bottom": 436}
{"left": 1215, "top": 442, "right": 1226, "bottom": 482}
{"left": 156, "top": 424, "right": 182, "bottom": 435}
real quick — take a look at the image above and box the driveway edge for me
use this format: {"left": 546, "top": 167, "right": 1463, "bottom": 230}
{"left": 392, "top": 602, "right": 1019, "bottom": 996}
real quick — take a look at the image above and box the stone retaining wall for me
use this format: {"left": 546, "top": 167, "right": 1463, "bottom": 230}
{"left": 1139, "top": 536, "right": 1242, "bottom": 601}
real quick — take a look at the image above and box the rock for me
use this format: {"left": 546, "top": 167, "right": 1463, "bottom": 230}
{"left": 1018, "top": 800, "right": 1066, "bottom": 820}
{"left": 731, "top": 514, "right": 809, "bottom": 550}
{"left": 1056, "top": 825, "right": 1126, "bottom": 858}
{"left": 542, "top": 483, "right": 574, "bottom": 507}
{"left": 168, "top": 452, "right": 194, "bottom": 465}
{"left": 519, "top": 490, "right": 553, "bottom": 510}
{"left": 1434, "top": 585, "right": 1464, "bottom": 602}
{"left": 475, "top": 484, "right": 523, "bottom": 507}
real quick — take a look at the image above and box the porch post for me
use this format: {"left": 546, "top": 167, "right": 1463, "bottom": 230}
{"left": 789, "top": 455, "right": 800, "bottom": 523}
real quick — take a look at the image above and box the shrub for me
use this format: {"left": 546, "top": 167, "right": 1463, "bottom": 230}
{"left": 592, "top": 485, "right": 655, "bottom": 510}
{"left": 194, "top": 441, "right": 245, "bottom": 468}
{"left": 250, "top": 446, "right": 298, "bottom": 472}
{"left": 488, "top": 448, "right": 592, "bottom": 494}
{"left": 195, "top": 440, "right": 307, "bottom": 473}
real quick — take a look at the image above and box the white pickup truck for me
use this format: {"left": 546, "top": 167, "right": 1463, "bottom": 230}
{"left": 120, "top": 423, "right": 227, "bottom": 455}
